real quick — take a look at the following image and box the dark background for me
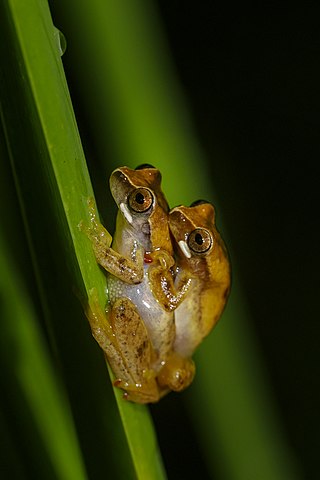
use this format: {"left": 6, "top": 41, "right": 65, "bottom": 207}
{"left": 150, "top": 5, "right": 319, "bottom": 479}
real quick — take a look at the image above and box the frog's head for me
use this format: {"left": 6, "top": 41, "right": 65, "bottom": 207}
{"left": 169, "top": 201, "right": 228, "bottom": 278}
{"left": 110, "top": 165, "right": 172, "bottom": 253}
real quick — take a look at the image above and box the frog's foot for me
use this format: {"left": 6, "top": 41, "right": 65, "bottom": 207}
{"left": 113, "top": 376, "right": 160, "bottom": 404}
{"left": 147, "top": 249, "right": 175, "bottom": 270}
{"left": 148, "top": 255, "right": 192, "bottom": 312}
{"left": 146, "top": 250, "right": 178, "bottom": 312}
{"left": 85, "top": 288, "right": 116, "bottom": 350}
{"left": 157, "top": 352, "right": 195, "bottom": 392}
{"left": 79, "top": 197, "right": 112, "bottom": 255}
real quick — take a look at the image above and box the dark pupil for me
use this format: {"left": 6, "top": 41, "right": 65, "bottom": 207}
{"left": 195, "top": 233, "right": 203, "bottom": 245}
{"left": 135, "top": 192, "right": 145, "bottom": 204}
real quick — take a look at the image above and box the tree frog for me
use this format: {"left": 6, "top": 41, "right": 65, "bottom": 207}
{"left": 84, "top": 165, "right": 177, "bottom": 403}
{"left": 150, "top": 200, "right": 231, "bottom": 388}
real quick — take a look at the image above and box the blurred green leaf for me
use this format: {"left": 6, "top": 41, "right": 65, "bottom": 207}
{"left": 0, "top": 231, "right": 87, "bottom": 480}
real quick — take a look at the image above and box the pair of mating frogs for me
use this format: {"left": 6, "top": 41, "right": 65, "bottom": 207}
{"left": 85, "top": 165, "right": 230, "bottom": 403}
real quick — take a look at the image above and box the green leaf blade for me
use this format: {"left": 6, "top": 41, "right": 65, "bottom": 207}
{"left": 1, "top": 0, "right": 166, "bottom": 478}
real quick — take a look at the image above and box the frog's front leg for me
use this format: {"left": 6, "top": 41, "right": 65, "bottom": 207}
{"left": 146, "top": 252, "right": 196, "bottom": 392}
{"left": 82, "top": 198, "right": 144, "bottom": 284}
{"left": 147, "top": 250, "right": 192, "bottom": 311}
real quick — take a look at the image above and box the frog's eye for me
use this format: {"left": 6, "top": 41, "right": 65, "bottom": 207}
{"left": 135, "top": 164, "right": 156, "bottom": 170}
{"left": 128, "top": 188, "right": 154, "bottom": 213}
{"left": 190, "top": 199, "right": 210, "bottom": 207}
{"left": 187, "top": 228, "right": 213, "bottom": 254}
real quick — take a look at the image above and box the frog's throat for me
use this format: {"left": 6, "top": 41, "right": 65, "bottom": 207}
{"left": 120, "top": 202, "right": 133, "bottom": 224}
{"left": 178, "top": 240, "right": 191, "bottom": 259}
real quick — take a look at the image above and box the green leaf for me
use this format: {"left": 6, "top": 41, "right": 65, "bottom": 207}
{"left": 0, "top": 0, "right": 166, "bottom": 478}
{"left": 0, "top": 227, "right": 87, "bottom": 480}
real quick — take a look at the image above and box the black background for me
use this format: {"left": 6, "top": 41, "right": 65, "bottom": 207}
{"left": 150, "top": 5, "right": 320, "bottom": 479}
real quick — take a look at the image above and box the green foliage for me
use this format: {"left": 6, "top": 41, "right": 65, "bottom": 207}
{"left": 0, "top": 0, "right": 300, "bottom": 479}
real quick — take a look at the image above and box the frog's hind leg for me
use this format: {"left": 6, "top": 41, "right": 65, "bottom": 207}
{"left": 86, "top": 290, "right": 160, "bottom": 403}
{"left": 110, "top": 298, "right": 160, "bottom": 403}
{"left": 86, "top": 289, "right": 114, "bottom": 350}
{"left": 86, "top": 289, "right": 134, "bottom": 385}
{"left": 157, "top": 351, "right": 195, "bottom": 393}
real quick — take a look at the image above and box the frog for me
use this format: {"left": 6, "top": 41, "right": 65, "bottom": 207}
{"left": 149, "top": 200, "right": 231, "bottom": 390}
{"left": 84, "top": 165, "right": 178, "bottom": 403}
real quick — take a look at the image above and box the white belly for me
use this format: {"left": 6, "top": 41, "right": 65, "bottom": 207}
{"left": 107, "top": 265, "right": 173, "bottom": 356}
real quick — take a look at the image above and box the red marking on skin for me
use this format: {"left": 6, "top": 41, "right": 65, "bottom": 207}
{"left": 113, "top": 379, "right": 122, "bottom": 386}
{"left": 144, "top": 253, "right": 153, "bottom": 264}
